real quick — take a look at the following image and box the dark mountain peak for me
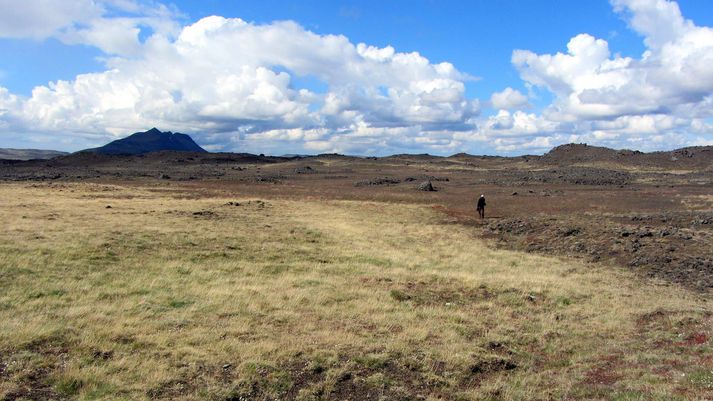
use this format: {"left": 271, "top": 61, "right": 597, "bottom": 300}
{"left": 82, "top": 128, "right": 207, "bottom": 155}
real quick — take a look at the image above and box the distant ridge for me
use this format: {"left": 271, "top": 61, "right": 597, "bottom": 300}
{"left": 541, "top": 143, "right": 713, "bottom": 167}
{"left": 0, "top": 148, "right": 68, "bottom": 160}
{"left": 82, "top": 128, "right": 206, "bottom": 155}
{"left": 541, "top": 143, "right": 641, "bottom": 163}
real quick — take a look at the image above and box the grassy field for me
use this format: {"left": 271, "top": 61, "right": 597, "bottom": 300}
{"left": 0, "top": 182, "right": 711, "bottom": 401}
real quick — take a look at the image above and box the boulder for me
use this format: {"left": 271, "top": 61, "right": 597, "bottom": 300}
{"left": 418, "top": 181, "right": 435, "bottom": 191}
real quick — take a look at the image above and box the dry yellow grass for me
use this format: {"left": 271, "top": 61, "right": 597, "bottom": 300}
{"left": 0, "top": 182, "right": 711, "bottom": 400}
{"left": 680, "top": 194, "right": 713, "bottom": 211}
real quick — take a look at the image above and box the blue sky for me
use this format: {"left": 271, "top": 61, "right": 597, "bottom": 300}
{"left": 0, "top": 1, "right": 649, "bottom": 100}
{"left": 0, "top": 0, "right": 712, "bottom": 155}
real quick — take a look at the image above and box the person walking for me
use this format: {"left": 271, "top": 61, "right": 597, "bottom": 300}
{"left": 476, "top": 194, "right": 486, "bottom": 219}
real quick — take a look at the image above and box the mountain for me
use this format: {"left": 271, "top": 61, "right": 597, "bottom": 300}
{"left": 0, "top": 148, "right": 68, "bottom": 160}
{"left": 83, "top": 128, "right": 207, "bottom": 155}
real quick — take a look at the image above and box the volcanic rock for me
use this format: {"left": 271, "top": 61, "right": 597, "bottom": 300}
{"left": 418, "top": 181, "right": 435, "bottom": 191}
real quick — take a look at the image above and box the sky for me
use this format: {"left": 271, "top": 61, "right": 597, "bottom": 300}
{"left": 0, "top": 0, "right": 712, "bottom": 156}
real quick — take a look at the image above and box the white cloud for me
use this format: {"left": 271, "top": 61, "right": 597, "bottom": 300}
{"left": 590, "top": 114, "right": 688, "bottom": 135}
{"left": 0, "top": 14, "right": 480, "bottom": 154}
{"left": 0, "top": 0, "right": 180, "bottom": 55}
{"left": 610, "top": 0, "right": 692, "bottom": 49}
{"left": 513, "top": 0, "right": 713, "bottom": 123}
{"left": 490, "top": 87, "right": 529, "bottom": 110}
{"left": 489, "top": 136, "right": 555, "bottom": 153}
{"left": 495, "top": 0, "right": 713, "bottom": 153}
{"left": 0, "top": 0, "right": 101, "bottom": 39}
{"left": 481, "top": 110, "right": 561, "bottom": 138}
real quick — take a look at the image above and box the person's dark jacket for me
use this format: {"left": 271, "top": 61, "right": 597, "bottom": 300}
{"left": 477, "top": 197, "right": 486, "bottom": 209}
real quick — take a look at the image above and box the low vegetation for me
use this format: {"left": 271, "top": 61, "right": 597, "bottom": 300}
{"left": 0, "top": 182, "right": 711, "bottom": 400}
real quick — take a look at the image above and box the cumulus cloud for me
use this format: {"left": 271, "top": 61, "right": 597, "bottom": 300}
{"left": 493, "top": 0, "right": 713, "bottom": 153}
{"left": 490, "top": 87, "right": 530, "bottom": 110}
{"left": 483, "top": 110, "right": 560, "bottom": 137}
{"left": 610, "top": 0, "right": 692, "bottom": 49}
{"left": 0, "top": 0, "right": 180, "bottom": 55}
{"left": 0, "top": 14, "right": 479, "bottom": 154}
{"left": 0, "top": 0, "right": 100, "bottom": 39}
{"left": 489, "top": 136, "right": 555, "bottom": 154}
{"left": 513, "top": 0, "right": 713, "bottom": 122}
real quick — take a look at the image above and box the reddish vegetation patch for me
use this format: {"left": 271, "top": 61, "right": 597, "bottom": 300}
{"left": 683, "top": 332, "right": 709, "bottom": 346}
{"left": 582, "top": 355, "right": 625, "bottom": 386}
{"left": 629, "top": 310, "right": 713, "bottom": 398}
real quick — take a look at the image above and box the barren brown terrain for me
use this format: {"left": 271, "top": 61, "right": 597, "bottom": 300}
{"left": 3, "top": 144, "right": 713, "bottom": 292}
